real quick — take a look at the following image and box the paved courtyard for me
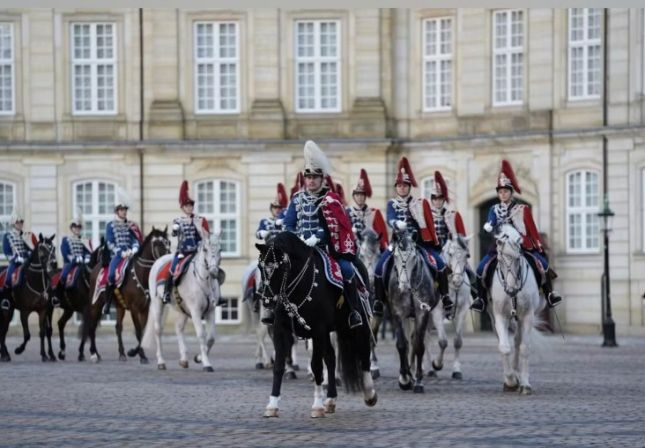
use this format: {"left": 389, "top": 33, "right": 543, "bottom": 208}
{"left": 1, "top": 327, "right": 644, "bottom": 447}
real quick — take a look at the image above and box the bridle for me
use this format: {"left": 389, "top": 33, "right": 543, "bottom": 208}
{"left": 392, "top": 229, "right": 432, "bottom": 312}
{"left": 495, "top": 232, "right": 529, "bottom": 319}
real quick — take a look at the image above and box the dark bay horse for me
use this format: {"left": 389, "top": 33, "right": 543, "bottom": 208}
{"left": 257, "top": 232, "right": 376, "bottom": 418}
{"left": 84, "top": 227, "right": 169, "bottom": 363}
{"left": 0, "top": 234, "right": 57, "bottom": 362}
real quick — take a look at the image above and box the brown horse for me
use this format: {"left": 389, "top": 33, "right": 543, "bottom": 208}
{"left": 84, "top": 227, "right": 169, "bottom": 363}
{"left": 48, "top": 241, "right": 105, "bottom": 362}
{"left": 0, "top": 234, "right": 57, "bottom": 362}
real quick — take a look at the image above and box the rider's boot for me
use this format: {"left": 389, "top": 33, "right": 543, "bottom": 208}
{"left": 466, "top": 268, "right": 478, "bottom": 302}
{"left": 161, "top": 276, "right": 173, "bottom": 305}
{"left": 344, "top": 282, "right": 363, "bottom": 330}
{"left": 438, "top": 270, "right": 454, "bottom": 319}
{"left": 103, "top": 284, "right": 114, "bottom": 316}
{"left": 542, "top": 269, "right": 562, "bottom": 308}
{"left": 51, "top": 282, "right": 62, "bottom": 308}
{"left": 373, "top": 277, "right": 385, "bottom": 318}
{"left": 470, "top": 279, "right": 487, "bottom": 313}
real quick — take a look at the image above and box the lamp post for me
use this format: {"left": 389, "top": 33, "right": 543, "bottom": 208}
{"left": 598, "top": 196, "right": 617, "bottom": 347}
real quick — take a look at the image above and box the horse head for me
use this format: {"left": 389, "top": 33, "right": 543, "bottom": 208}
{"left": 36, "top": 233, "right": 57, "bottom": 273}
{"left": 391, "top": 228, "right": 417, "bottom": 291}
{"left": 256, "top": 232, "right": 308, "bottom": 301}
{"left": 443, "top": 234, "right": 472, "bottom": 289}
{"left": 143, "top": 226, "right": 171, "bottom": 260}
{"left": 495, "top": 224, "right": 522, "bottom": 260}
{"left": 203, "top": 232, "right": 222, "bottom": 279}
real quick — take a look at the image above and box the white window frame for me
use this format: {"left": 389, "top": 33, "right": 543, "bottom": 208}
{"left": 642, "top": 168, "right": 645, "bottom": 251}
{"left": 72, "top": 180, "right": 117, "bottom": 249}
{"left": 568, "top": 8, "right": 602, "bottom": 101}
{"left": 492, "top": 10, "right": 524, "bottom": 106}
{"left": 422, "top": 17, "right": 453, "bottom": 112}
{"left": 193, "top": 21, "right": 240, "bottom": 114}
{"left": 195, "top": 179, "right": 241, "bottom": 257}
{"left": 0, "top": 22, "right": 15, "bottom": 115}
{"left": 0, "top": 180, "right": 16, "bottom": 261}
{"left": 216, "top": 296, "right": 241, "bottom": 324}
{"left": 294, "top": 20, "right": 342, "bottom": 113}
{"left": 70, "top": 22, "right": 118, "bottom": 115}
{"left": 566, "top": 170, "right": 600, "bottom": 254}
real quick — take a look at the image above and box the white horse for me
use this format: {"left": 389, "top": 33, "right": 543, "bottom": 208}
{"left": 489, "top": 224, "right": 543, "bottom": 395}
{"left": 425, "top": 234, "right": 473, "bottom": 380}
{"left": 241, "top": 261, "right": 274, "bottom": 369}
{"left": 143, "top": 236, "right": 223, "bottom": 372}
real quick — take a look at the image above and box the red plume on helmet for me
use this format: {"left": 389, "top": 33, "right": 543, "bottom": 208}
{"left": 335, "top": 183, "right": 347, "bottom": 205}
{"left": 290, "top": 172, "right": 304, "bottom": 198}
{"left": 497, "top": 159, "right": 522, "bottom": 194}
{"left": 179, "top": 180, "right": 195, "bottom": 207}
{"left": 432, "top": 170, "right": 450, "bottom": 203}
{"left": 353, "top": 169, "right": 373, "bottom": 198}
{"left": 395, "top": 157, "right": 417, "bottom": 187}
{"left": 271, "top": 183, "right": 288, "bottom": 209}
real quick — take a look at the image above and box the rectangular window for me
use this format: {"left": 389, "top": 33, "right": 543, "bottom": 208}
{"left": 0, "top": 22, "right": 14, "bottom": 115}
{"left": 492, "top": 10, "right": 524, "bottom": 106}
{"left": 0, "top": 181, "right": 15, "bottom": 259}
{"left": 216, "top": 296, "right": 240, "bottom": 324}
{"left": 71, "top": 22, "right": 117, "bottom": 114}
{"left": 566, "top": 170, "right": 599, "bottom": 252}
{"left": 423, "top": 17, "right": 452, "bottom": 112}
{"left": 194, "top": 21, "right": 239, "bottom": 114}
{"left": 568, "top": 8, "right": 602, "bottom": 100}
{"left": 195, "top": 180, "right": 240, "bottom": 257}
{"left": 73, "top": 180, "right": 116, "bottom": 248}
{"left": 295, "top": 20, "right": 341, "bottom": 113}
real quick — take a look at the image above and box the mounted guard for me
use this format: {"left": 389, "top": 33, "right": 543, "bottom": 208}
{"left": 373, "top": 157, "right": 453, "bottom": 317}
{"left": 52, "top": 213, "right": 92, "bottom": 307}
{"left": 256, "top": 183, "right": 288, "bottom": 242}
{"left": 1, "top": 210, "right": 35, "bottom": 310}
{"left": 103, "top": 188, "right": 143, "bottom": 315}
{"left": 162, "top": 181, "right": 210, "bottom": 304}
{"left": 430, "top": 170, "right": 478, "bottom": 305}
{"left": 471, "top": 160, "right": 563, "bottom": 313}
{"left": 346, "top": 169, "right": 389, "bottom": 252}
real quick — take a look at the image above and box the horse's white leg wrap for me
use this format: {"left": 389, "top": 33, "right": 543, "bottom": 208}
{"left": 312, "top": 384, "right": 324, "bottom": 410}
{"left": 264, "top": 395, "right": 280, "bottom": 417}
{"left": 362, "top": 371, "right": 376, "bottom": 401}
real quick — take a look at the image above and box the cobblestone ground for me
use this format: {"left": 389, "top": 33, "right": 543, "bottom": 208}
{"left": 1, "top": 327, "right": 644, "bottom": 448}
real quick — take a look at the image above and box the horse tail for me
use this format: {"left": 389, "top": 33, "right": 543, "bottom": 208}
{"left": 335, "top": 309, "right": 369, "bottom": 393}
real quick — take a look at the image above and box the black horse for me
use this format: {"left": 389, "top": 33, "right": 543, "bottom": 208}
{"left": 257, "top": 231, "right": 377, "bottom": 418}
{"left": 0, "top": 234, "right": 57, "bottom": 362}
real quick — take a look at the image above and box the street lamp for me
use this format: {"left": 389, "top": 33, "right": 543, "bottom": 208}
{"left": 598, "top": 196, "right": 617, "bottom": 347}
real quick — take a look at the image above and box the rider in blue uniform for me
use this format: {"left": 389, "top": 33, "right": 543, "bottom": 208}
{"left": 52, "top": 216, "right": 91, "bottom": 307}
{"left": 373, "top": 157, "right": 453, "bottom": 316}
{"left": 103, "top": 190, "right": 142, "bottom": 315}
{"left": 256, "top": 183, "right": 287, "bottom": 242}
{"left": 162, "top": 181, "right": 210, "bottom": 304}
{"left": 2, "top": 211, "right": 32, "bottom": 310}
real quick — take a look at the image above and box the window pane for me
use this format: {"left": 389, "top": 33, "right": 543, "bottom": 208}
{"left": 220, "top": 219, "right": 237, "bottom": 253}
{"left": 197, "top": 181, "right": 214, "bottom": 214}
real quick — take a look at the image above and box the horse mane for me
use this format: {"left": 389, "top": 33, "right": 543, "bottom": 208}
{"left": 272, "top": 232, "right": 309, "bottom": 259}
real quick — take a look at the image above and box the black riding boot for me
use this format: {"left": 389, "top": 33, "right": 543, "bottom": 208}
{"left": 471, "top": 279, "right": 488, "bottom": 313}
{"left": 162, "top": 276, "right": 173, "bottom": 305}
{"left": 373, "top": 277, "right": 385, "bottom": 318}
{"left": 103, "top": 284, "right": 114, "bottom": 316}
{"left": 344, "top": 282, "right": 363, "bottom": 329}
{"left": 466, "top": 268, "right": 478, "bottom": 302}
{"left": 542, "top": 270, "right": 562, "bottom": 308}
{"left": 438, "top": 270, "right": 453, "bottom": 318}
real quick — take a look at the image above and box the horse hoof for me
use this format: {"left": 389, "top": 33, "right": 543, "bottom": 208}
{"left": 263, "top": 408, "right": 279, "bottom": 418}
{"left": 41, "top": 356, "right": 48, "bottom": 362}
{"left": 194, "top": 354, "right": 202, "bottom": 364}
{"left": 127, "top": 348, "right": 139, "bottom": 358}
{"left": 399, "top": 381, "right": 412, "bottom": 391}
{"left": 0, "top": 355, "right": 10, "bottom": 362}
{"left": 139, "top": 357, "right": 149, "bottom": 365}
{"left": 370, "top": 369, "right": 380, "bottom": 380}
{"left": 119, "top": 354, "right": 127, "bottom": 362}
{"left": 158, "top": 363, "right": 167, "bottom": 370}
{"left": 291, "top": 364, "right": 300, "bottom": 371}
{"left": 49, "top": 355, "right": 57, "bottom": 362}
{"left": 179, "top": 360, "right": 189, "bottom": 369}
{"left": 310, "top": 408, "right": 326, "bottom": 418}
{"left": 255, "top": 362, "right": 264, "bottom": 370}
{"left": 90, "top": 354, "right": 99, "bottom": 363}
{"left": 413, "top": 384, "right": 424, "bottom": 394}
{"left": 519, "top": 386, "right": 533, "bottom": 395}
{"left": 431, "top": 360, "right": 443, "bottom": 371}
{"left": 78, "top": 354, "right": 85, "bottom": 362}
{"left": 324, "top": 400, "right": 336, "bottom": 414}
{"left": 364, "top": 392, "right": 378, "bottom": 407}
{"left": 452, "top": 371, "right": 463, "bottom": 380}
{"left": 285, "top": 371, "right": 297, "bottom": 380}
{"left": 503, "top": 382, "right": 519, "bottom": 392}
{"left": 14, "top": 346, "right": 24, "bottom": 355}
{"left": 203, "top": 366, "right": 214, "bottom": 372}
{"left": 58, "top": 351, "right": 66, "bottom": 361}
{"left": 426, "top": 370, "right": 437, "bottom": 378}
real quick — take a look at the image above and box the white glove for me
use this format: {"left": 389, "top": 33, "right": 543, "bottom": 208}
{"left": 483, "top": 222, "right": 493, "bottom": 233}
{"left": 351, "top": 226, "right": 358, "bottom": 234}
{"left": 131, "top": 246, "right": 139, "bottom": 255}
{"left": 258, "top": 230, "right": 269, "bottom": 239}
{"left": 84, "top": 255, "right": 90, "bottom": 264}
{"left": 76, "top": 255, "right": 83, "bottom": 263}
{"left": 275, "top": 219, "right": 284, "bottom": 227}
{"left": 121, "top": 250, "right": 130, "bottom": 259}
{"left": 172, "top": 223, "right": 180, "bottom": 231}
{"left": 16, "top": 256, "right": 24, "bottom": 264}
{"left": 395, "top": 220, "right": 407, "bottom": 231}
{"left": 304, "top": 235, "right": 319, "bottom": 247}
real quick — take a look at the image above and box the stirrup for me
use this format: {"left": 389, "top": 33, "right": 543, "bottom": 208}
{"left": 0, "top": 298, "right": 10, "bottom": 311}
{"left": 372, "top": 300, "right": 384, "bottom": 317}
{"left": 348, "top": 311, "right": 363, "bottom": 329}
{"left": 51, "top": 295, "right": 61, "bottom": 308}
{"left": 546, "top": 292, "right": 562, "bottom": 308}
{"left": 470, "top": 297, "right": 486, "bottom": 313}
{"left": 261, "top": 309, "right": 275, "bottom": 325}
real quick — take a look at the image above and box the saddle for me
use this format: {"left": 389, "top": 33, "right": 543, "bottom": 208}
{"left": 0, "top": 265, "right": 25, "bottom": 289}
{"left": 0, "top": 267, "right": 6, "bottom": 290}
{"left": 97, "top": 258, "right": 131, "bottom": 290}
{"left": 482, "top": 252, "right": 545, "bottom": 289}
{"left": 52, "top": 266, "right": 81, "bottom": 289}
{"left": 156, "top": 253, "right": 194, "bottom": 286}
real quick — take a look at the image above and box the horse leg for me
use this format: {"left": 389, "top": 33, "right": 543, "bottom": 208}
{"left": 290, "top": 339, "right": 299, "bottom": 371}
{"left": 204, "top": 308, "right": 217, "bottom": 363}
{"left": 14, "top": 310, "right": 30, "bottom": 355}
{"left": 130, "top": 310, "right": 148, "bottom": 364}
{"left": 37, "top": 309, "right": 48, "bottom": 362}
{"left": 175, "top": 314, "right": 189, "bottom": 368}
{"left": 43, "top": 308, "right": 56, "bottom": 361}
{"left": 517, "top": 313, "right": 533, "bottom": 395}
{"left": 115, "top": 305, "right": 126, "bottom": 361}
{"left": 150, "top": 295, "right": 166, "bottom": 370}
{"left": 190, "top": 305, "right": 213, "bottom": 372}
{"left": 88, "top": 303, "right": 101, "bottom": 362}
{"left": 451, "top": 293, "right": 469, "bottom": 380}
{"left": 0, "top": 308, "right": 13, "bottom": 361}
{"left": 310, "top": 331, "right": 326, "bottom": 418}
{"left": 431, "top": 306, "right": 448, "bottom": 373}
{"left": 393, "top": 316, "right": 412, "bottom": 390}
{"left": 369, "top": 315, "right": 381, "bottom": 379}
{"left": 322, "top": 332, "right": 337, "bottom": 414}
{"left": 412, "top": 311, "right": 430, "bottom": 393}
{"left": 494, "top": 313, "right": 518, "bottom": 391}
{"left": 57, "top": 308, "right": 74, "bottom": 360}
{"left": 264, "top": 322, "right": 289, "bottom": 418}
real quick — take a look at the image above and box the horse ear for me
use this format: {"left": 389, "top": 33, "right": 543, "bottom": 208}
{"left": 39, "top": 233, "right": 43, "bottom": 242}
{"left": 163, "top": 225, "right": 168, "bottom": 234}
{"left": 255, "top": 243, "right": 266, "bottom": 252}
{"left": 151, "top": 225, "right": 156, "bottom": 231}
{"left": 50, "top": 233, "right": 56, "bottom": 241}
